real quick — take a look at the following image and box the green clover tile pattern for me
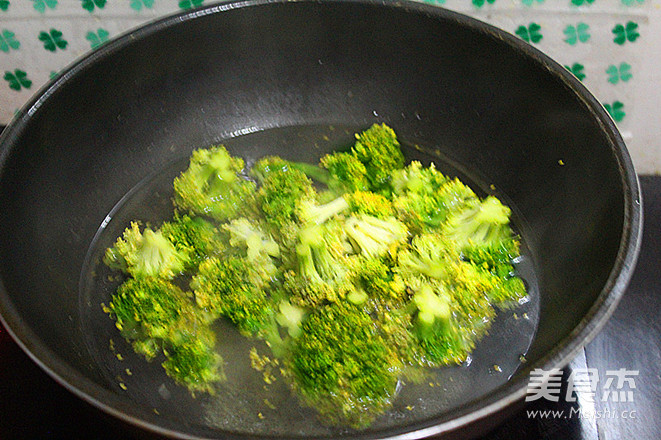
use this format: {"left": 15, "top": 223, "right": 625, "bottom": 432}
{"left": 0, "top": 30, "right": 20, "bottom": 53}
{"left": 86, "top": 28, "right": 110, "bottom": 49}
{"left": 38, "top": 29, "right": 67, "bottom": 52}
{"left": 612, "top": 21, "right": 640, "bottom": 44}
{"left": 130, "top": 0, "right": 155, "bottom": 11}
{"left": 563, "top": 22, "right": 591, "bottom": 45}
{"left": 515, "top": 22, "right": 542, "bottom": 43}
{"left": 571, "top": 0, "right": 595, "bottom": 6}
{"left": 473, "top": 0, "right": 495, "bottom": 8}
{"left": 604, "top": 101, "right": 626, "bottom": 122}
{"left": 32, "top": 0, "right": 58, "bottom": 13}
{"left": 4, "top": 70, "right": 31, "bottom": 91}
{"left": 81, "top": 0, "right": 107, "bottom": 12}
{"left": 521, "top": 0, "right": 544, "bottom": 5}
{"left": 38, "top": 29, "right": 68, "bottom": 52}
{"left": 179, "top": 0, "right": 204, "bottom": 10}
{"left": 606, "top": 62, "right": 632, "bottom": 84}
{"left": 565, "top": 63, "right": 586, "bottom": 81}
{"left": 0, "top": 0, "right": 652, "bottom": 140}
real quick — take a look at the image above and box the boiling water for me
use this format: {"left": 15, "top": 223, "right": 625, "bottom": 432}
{"left": 79, "top": 124, "right": 540, "bottom": 436}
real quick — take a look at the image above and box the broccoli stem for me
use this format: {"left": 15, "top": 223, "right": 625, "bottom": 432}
{"left": 298, "top": 197, "right": 349, "bottom": 225}
{"left": 287, "top": 161, "right": 332, "bottom": 185}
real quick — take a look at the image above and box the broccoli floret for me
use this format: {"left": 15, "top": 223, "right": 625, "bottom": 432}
{"left": 412, "top": 283, "right": 451, "bottom": 332}
{"left": 462, "top": 237, "right": 519, "bottom": 278}
{"left": 107, "top": 278, "right": 192, "bottom": 353}
{"left": 319, "top": 152, "right": 370, "bottom": 194}
{"left": 442, "top": 196, "right": 512, "bottom": 248}
{"left": 103, "top": 222, "right": 188, "bottom": 279}
{"left": 436, "top": 177, "right": 480, "bottom": 213}
{"left": 345, "top": 191, "right": 393, "bottom": 219}
{"left": 223, "top": 218, "right": 280, "bottom": 279}
{"left": 397, "top": 233, "right": 458, "bottom": 280}
{"left": 173, "top": 146, "right": 256, "bottom": 221}
{"left": 318, "top": 124, "right": 404, "bottom": 196}
{"left": 274, "top": 300, "right": 306, "bottom": 339}
{"left": 462, "top": 237, "right": 526, "bottom": 304}
{"left": 391, "top": 163, "right": 479, "bottom": 235}
{"left": 391, "top": 161, "right": 448, "bottom": 233}
{"left": 250, "top": 156, "right": 291, "bottom": 182}
{"left": 160, "top": 213, "right": 225, "bottom": 268}
{"left": 291, "top": 301, "right": 401, "bottom": 428}
{"left": 256, "top": 163, "right": 317, "bottom": 228}
{"left": 344, "top": 214, "right": 408, "bottom": 258}
{"left": 351, "top": 124, "right": 405, "bottom": 194}
{"left": 162, "top": 330, "right": 223, "bottom": 394}
{"left": 350, "top": 257, "right": 406, "bottom": 303}
{"left": 106, "top": 277, "right": 222, "bottom": 391}
{"left": 192, "top": 256, "right": 272, "bottom": 335}
{"left": 296, "top": 223, "right": 350, "bottom": 286}
{"left": 252, "top": 155, "right": 333, "bottom": 187}
{"left": 398, "top": 276, "right": 481, "bottom": 367}
{"left": 295, "top": 196, "right": 349, "bottom": 225}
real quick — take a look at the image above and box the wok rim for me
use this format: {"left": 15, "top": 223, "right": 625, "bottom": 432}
{"left": 0, "top": 0, "right": 643, "bottom": 438}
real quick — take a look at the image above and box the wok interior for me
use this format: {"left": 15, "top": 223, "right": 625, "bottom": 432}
{"left": 0, "top": 1, "right": 626, "bottom": 437}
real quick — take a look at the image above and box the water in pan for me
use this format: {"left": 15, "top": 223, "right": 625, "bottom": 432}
{"left": 79, "top": 124, "right": 540, "bottom": 437}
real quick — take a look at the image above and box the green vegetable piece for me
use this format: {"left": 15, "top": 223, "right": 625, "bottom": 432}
{"left": 173, "top": 146, "right": 256, "bottom": 221}
{"left": 319, "top": 151, "right": 369, "bottom": 194}
{"left": 160, "top": 213, "right": 225, "bottom": 267}
{"left": 104, "top": 222, "right": 188, "bottom": 279}
{"left": 442, "top": 196, "right": 511, "bottom": 248}
{"left": 256, "top": 162, "right": 316, "bottom": 228}
{"left": 346, "top": 191, "right": 393, "bottom": 218}
{"left": 351, "top": 123, "right": 405, "bottom": 193}
{"left": 344, "top": 214, "right": 408, "bottom": 258}
{"left": 192, "top": 256, "right": 271, "bottom": 335}
{"left": 292, "top": 302, "right": 400, "bottom": 428}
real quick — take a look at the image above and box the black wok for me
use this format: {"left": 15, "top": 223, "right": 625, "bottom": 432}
{"left": 0, "top": 0, "right": 641, "bottom": 438}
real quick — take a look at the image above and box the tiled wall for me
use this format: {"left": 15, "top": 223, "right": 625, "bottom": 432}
{"left": 1, "top": 0, "right": 659, "bottom": 172}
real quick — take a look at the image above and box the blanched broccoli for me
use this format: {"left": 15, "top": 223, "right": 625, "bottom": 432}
{"left": 255, "top": 159, "right": 316, "bottom": 228}
{"left": 295, "top": 196, "right": 349, "bottom": 225}
{"left": 319, "top": 151, "right": 370, "bottom": 195}
{"left": 352, "top": 123, "right": 405, "bottom": 193}
{"left": 345, "top": 190, "right": 393, "bottom": 218}
{"left": 397, "top": 233, "right": 459, "bottom": 280}
{"left": 107, "top": 277, "right": 192, "bottom": 354}
{"left": 173, "top": 146, "right": 256, "bottom": 221}
{"left": 102, "top": 124, "right": 527, "bottom": 428}
{"left": 104, "top": 222, "right": 188, "bottom": 279}
{"left": 296, "top": 223, "right": 348, "bottom": 286}
{"left": 160, "top": 213, "right": 225, "bottom": 268}
{"left": 192, "top": 256, "right": 272, "bottom": 335}
{"left": 223, "top": 218, "right": 280, "bottom": 279}
{"left": 350, "top": 256, "right": 406, "bottom": 303}
{"left": 391, "top": 163, "right": 478, "bottom": 235}
{"left": 162, "top": 330, "right": 223, "bottom": 394}
{"left": 291, "top": 301, "right": 401, "bottom": 428}
{"left": 319, "top": 123, "right": 404, "bottom": 196}
{"left": 105, "top": 277, "right": 223, "bottom": 391}
{"left": 344, "top": 214, "right": 408, "bottom": 258}
{"left": 443, "top": 196, "right": 511, "bottom": 248}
